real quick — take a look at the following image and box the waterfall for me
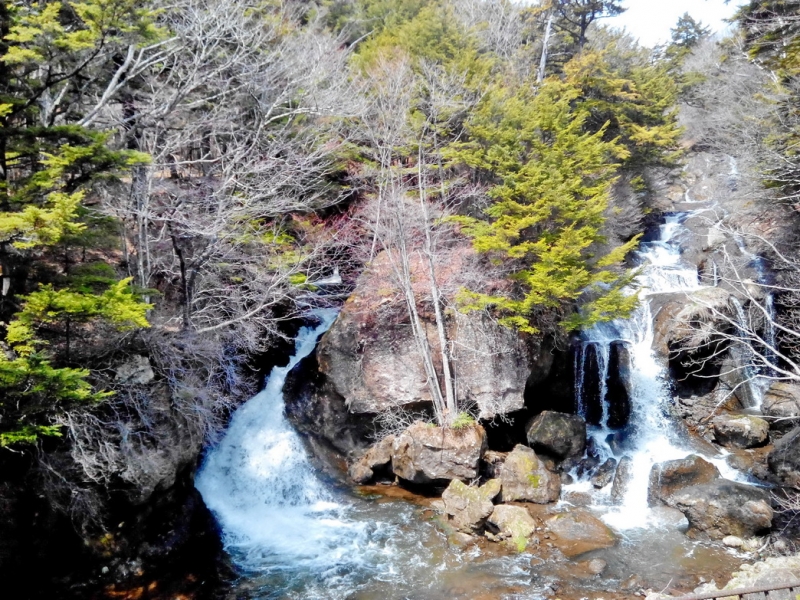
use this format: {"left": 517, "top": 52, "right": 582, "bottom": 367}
{"left": 195, "top": 309, "right": 355, "bottom": 566}
{"left": 573, "top": 212, "right": 739, "bottom": 530}
{"left": 730, "top": 296, "right": 761, "bottom": 409}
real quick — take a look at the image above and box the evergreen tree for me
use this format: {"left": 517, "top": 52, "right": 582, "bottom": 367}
{"left": 446, "top": 78, "right": 640, "bottom": 334}
{"left": 0, "top": 1, "right": 158, "bottom": 445}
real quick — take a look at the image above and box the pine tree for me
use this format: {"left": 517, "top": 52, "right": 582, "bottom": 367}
{"left": 446, "top": 78, "right": 640, "bottom": 334}
{"left": 0, "top": 1, "right": 159, "bottom": 445}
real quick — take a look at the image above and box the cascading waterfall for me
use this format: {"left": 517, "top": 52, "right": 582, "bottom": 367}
{"left": 572, "top": 213, "right": 739, "bottom": 529}
{"left": 195, "top": 309, "right": 351, "bottom": 565}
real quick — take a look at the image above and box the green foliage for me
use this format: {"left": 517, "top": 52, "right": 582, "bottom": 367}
{"left": 666, "top": 12, "right": 711, "bottom": 61}
{"left": 736, "top": 0, "right": 800, "bottom": 76}
{"left": 564, "top": 41, "right": 683, "bottom": 166}
{"left": 0, "top": 352, "right": 111, "bottom": 446}
{"left": 446, "top": 78, "right": 641, "bottom": 334}
{"left": 353, "top": 1, "right": 478, "bottom": 70}
{"left": 0, "top": 1, "right": 159, "bottom": 447}
{"left": 450, "top": 412, "right": 476, "bottom": 429}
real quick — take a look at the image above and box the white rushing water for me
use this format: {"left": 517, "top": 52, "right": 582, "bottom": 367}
{"left": 195, "top": 309, "right": 542, "bottom": 599}
{"left": 572, "top": 213, "right": 741, "bottom": 530}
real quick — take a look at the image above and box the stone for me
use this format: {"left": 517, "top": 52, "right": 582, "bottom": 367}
{"left": 762, "top": 382, "right": 800, "bottom": 431}
{"left": 768, "top": 425, "right": 800, "bottom": 487}
{"left": 115, "top": 355, "right": 155, "bottom": 385}
{"left": 591, "top": 458, "right": 618, "bottom": 489}
{"left": 668, "top": 480, "right": 773, "bottom": 540}
{"left": 648, "top": 455, "right": 721, "bottom": 506}
{"left": 587, "top": 558, "right": 608, "bottom": 576}
{"left": 723, "top": 536, "right": 744, "bottom": 548}
{"left": 525, "top": 411, "right": 586, "bottom": 460}
{"left": 391, "top": 422, "right": 487, "bottom": 484}
{"left": 499, "top": 445, "right": 561, "bottom": 504}
{"left": 712, "top": 414, "right": 769, "bottom": 449}
{"left": 611, "top": 456, "right": 634, "bottom": 504}
{"left": 441, "top": 479, "right": 501, "bottom": 533}
{"left": 486, "top": 505, "right": 537, "bottom": 552}
{"left": 348, "top": 435, "right": 395, "bottom": 483}
{"left": 546, "top": 508, "right": 616, "bottom": 558}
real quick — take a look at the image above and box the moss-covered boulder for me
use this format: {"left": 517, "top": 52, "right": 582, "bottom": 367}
{"left": 525, "top": 411, "right": 586, "bottom": 460}
{"left": 486, "top": 505, "right": 537, "bottom": 552}
{"left": 499, "top": 445, "right": 560, "bottom": 503}
{"left": 442, "top": 479, "right": 501, "bottom": 533}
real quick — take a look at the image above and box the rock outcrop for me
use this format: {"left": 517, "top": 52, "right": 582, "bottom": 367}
{"left": 391, "top": 422, "right": 487, "bottom": 484}
{"left": 317, "top": 252, "right": 536, "bottom": 419}
{"left": 667, "top": 480, "right": 773, "bottom": 540}
{"left": 712, "top": 414, "right": 769, "bottom": 449}
{"left": 348, "top": 435, "right": 395, "bottom": 483}
{"left": 525, "top": 411, "right": 586, "bottom": 460}
{"left": 610, "top": 456, "right": 634, "bottom": 503}
{"left": 648, "top": 455, "right": 721, "bottom": 506}
{"left": 441, "top": 479, "right": 501, "bottom": 533}
{"left": 498, "top": 445, "right": 561, "bottom": 504}
{"left": 768, "top": 425, "right": 800, "bottom": 488}
{"left": 762, "top": 382, "right": 800, "bottom": 431}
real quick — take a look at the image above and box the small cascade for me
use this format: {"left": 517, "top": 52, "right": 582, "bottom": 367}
{"left": 572, "top": 211, "right": 739, "bottom": 529}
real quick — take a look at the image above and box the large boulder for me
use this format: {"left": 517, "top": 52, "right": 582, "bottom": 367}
{"left": 442, "top": 479, "right": 501, "bottom": 533}
{"left": 768, "top": 425, "right": 800, "bottom": 488}
{"left": 712, "top": 413, "right": 769, "bottom": 449}
{"left": 317, "top": 252, "right": 534, "bottom": 419}
{"left": 391, "top": 422, "right": 487, "bottom": 484}
{"left": 486, "top": 505, "right": 537, "bottom": 552}
{"left": 667, "top": 480, "right": 773, "bottom": 540}
{"left": 499, "top": 445, "right": 561, "bottom": 504}
{"left": 648, "top": 455, "right": 721, "bottom": 506}
{"left": 348, "top": 435, "right": 395, "bottom": 484}
{"left": 525, "top": 411, "right": 586, "bottom": 460}
{"left": 546, "top": 508, "right": 616, "bottom": 558}
{"left": 762, "top": 382, "right": 800, "bottom": 431}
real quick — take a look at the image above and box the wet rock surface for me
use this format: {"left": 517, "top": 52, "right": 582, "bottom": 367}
{"left": 441, "top": 479, "right": 501, "bottom": 533}
{"left": 768, "top": 425, "right": 800, "bottom": 488}
{"left": 485, "top": 505, "right": 537, "bottom": 551}
{"left": 648, "top": 455, "right": 722, "bottom": 506}
{"left": 498, "top": 445, "right": 561, "bottom": 504}
{"left": 391, "top": 422, "right": 487, "bottom": 484}
{"left": 546, "top": 508, "right": 617, "bottom": 558}
{"left": 763, "top": 382, "right": 800, "bottom": 431}
{"left": 668, "top": 480, "right": 773, "bottom": 540}
{"left": 611, "top": 456, "right": 634, "bottom": 503}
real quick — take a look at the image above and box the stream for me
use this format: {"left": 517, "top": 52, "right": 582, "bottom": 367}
{"left": 195, "top": 210, "right": 758, "bottom": 599}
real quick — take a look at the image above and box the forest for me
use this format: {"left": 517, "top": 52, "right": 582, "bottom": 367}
{"left": 4, "top": 0, "right": 800, "bottom": 599}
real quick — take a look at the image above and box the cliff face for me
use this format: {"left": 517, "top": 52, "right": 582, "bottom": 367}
{"left": 318, "top": 293, "right": 534, "bottom": 420}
